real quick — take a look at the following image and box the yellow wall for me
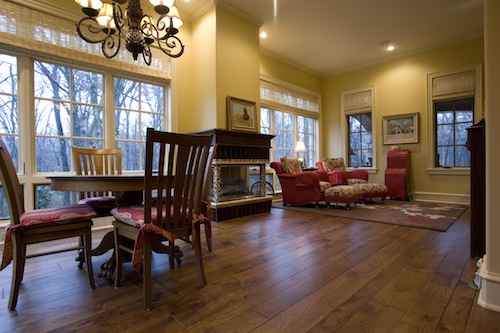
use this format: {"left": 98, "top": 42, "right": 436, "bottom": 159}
{"left": 322, "top": 38, "right": 484, "bottom": 198}
{"left": 260, "top": 54, "right": 322, "bottom": 94}
{"left": 215, "top": 7, "right": 260, "bottom": 130}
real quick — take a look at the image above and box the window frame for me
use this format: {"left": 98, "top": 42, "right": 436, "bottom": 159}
{"left": 341, "top": 85, "right": 377, "bottom": 173}
{"left": 426, "top": 64, "right": 482, "bottom": 175}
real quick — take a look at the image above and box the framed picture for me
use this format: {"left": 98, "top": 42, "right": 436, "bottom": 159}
{"left": 226, "top": 96, "right": 258, "bottom": 133}
{"left": 383, "top": 112, "right": 419, "bottom": 144}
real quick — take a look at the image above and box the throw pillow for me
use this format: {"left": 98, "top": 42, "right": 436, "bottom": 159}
{"left": 322, "top": 157, "right": 346, "bottom": 172}
{"left": 280, "top": 156, "right": 303, "bottom": 174}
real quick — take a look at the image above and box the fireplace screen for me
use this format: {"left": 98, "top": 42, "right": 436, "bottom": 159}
{"left": 208, "top": 165, "right": 266, "bottom": 202}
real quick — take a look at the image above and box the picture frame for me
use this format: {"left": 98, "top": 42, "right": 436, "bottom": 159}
{"left": 226, "top": 96, "right": 258, "bottom": 133}
{"left": 382, "top": 112, "right": 419, "bottom": 144}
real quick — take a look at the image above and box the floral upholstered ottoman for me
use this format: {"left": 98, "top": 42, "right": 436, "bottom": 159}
{"left": 323, "top": 185, "right": 360, "bottom": 210}
{"left": 352, "top": 183, "right": 388, "bottom": 202}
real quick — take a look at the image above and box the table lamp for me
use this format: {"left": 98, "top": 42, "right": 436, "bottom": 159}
{"left": 294, "top": 141, "right": 307, "bottom": 168}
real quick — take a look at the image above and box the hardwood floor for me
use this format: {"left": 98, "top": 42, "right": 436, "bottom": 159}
{"left": 1, "top": 204, "right": 500, "bottom": 332}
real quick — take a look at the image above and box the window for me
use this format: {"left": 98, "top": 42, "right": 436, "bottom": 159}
{"left": 0, "top": 53, "right": 168, "bottom": 211}
{"left": 34, "top": 60, "right": 104, "bottom": 173}
{"left": 260, "top": 77, "right": 320, "bottom": 191}
{"left": 342, "top": 86, "right": 375, "bottom": 168}
{"left": 114, "top": 78, "right": 165, "bottom": 171}
{"left": 348, "top": 113, "right": 372, "bottom": 167}
{"left": 435, "top": 98, "right": 473, "bottom": 167}
{"left": 427, "top": 65, "right": 482, "bottom": 172}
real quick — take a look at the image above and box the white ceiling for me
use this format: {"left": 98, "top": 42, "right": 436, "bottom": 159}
{"left": 175, "top": 0, "right": 484, "bottom": 76}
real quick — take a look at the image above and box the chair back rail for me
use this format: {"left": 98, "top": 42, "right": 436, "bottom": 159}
{"left": 73, "top": 146, "right": 122, "bottom": 199}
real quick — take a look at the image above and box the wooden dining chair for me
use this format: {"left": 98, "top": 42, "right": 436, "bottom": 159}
{"left": 0, "top": 138, "right": 97, "bottom": 310}
{"left": 72, "top": 146, "right": 122, "bottom": 215}
{"left": 111, "top": 128, "right": 213, "bottom": 310}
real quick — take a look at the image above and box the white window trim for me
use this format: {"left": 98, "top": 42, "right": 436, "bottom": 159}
{"left": 426, "top": 64, "right": 482, "bottom": 175}
{"left": 341, "top": 85, "right": 377, "bottom": 173}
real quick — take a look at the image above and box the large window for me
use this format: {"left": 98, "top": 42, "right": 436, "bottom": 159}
{"left": 348, "top": 113, "right": 372, "bottom": 168}
{"left": 114, "top": 78, "right": 165, "bottom": 171}
{"left": 435, "top": 98, "right": 473, "bottom": 167}
{"left": 0, "top": 52, "right": 168, "bottom": 211}
{"left": 342, "top": 86, "right": 375, "bottom": 168}
{"left": 427, "top": 65, "right": 481, "bottom": 173}
{"left": 34, "top": 61, "right": 104, "bottom": 173}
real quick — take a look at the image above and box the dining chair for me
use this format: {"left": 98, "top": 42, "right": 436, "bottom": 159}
{"left": 72, "top": 146, "right": 122, "bottom": 216}
{"left": 111, "top": 128, "right": 213, "bottom": 310}
{"left": 0, "top": 138, "right": 97, "bottom": 310}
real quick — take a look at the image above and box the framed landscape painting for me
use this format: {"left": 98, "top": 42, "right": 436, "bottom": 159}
{"left": 383, "top": 112, "right": 419, "bottom": 144}
{"left": 227, "top": 96, "right": 258, "bottom": 133}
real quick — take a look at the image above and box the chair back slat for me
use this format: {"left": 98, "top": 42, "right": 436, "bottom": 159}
{"left": 143, "top": 128, "right": 213, "bottom": 237}
{"left": 73, "top": 146, "right": 122, "bottom": 199}
{"left": 0, "top": 138, "right": 24, "bottom": 225}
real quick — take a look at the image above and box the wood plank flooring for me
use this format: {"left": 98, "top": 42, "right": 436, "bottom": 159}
{"left": 1, "top": 204, "right": 500, "bottom": 332}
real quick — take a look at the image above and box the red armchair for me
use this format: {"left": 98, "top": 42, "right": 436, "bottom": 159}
{"left": 271, "top": 159, "right": 327, "bottom": 207}
{"left": 315, "top": 157, "right": 368, "bottom": 185}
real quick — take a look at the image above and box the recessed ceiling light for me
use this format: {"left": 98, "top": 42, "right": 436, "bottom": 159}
{"left": 260, "top": 32, "right": 268, "bottom": 39}
{"left": 380, "top": 40, "right": 396, "bottom": 51}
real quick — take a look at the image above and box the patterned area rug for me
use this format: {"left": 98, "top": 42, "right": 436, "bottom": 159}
{"left": 272, "top": 200, "right": 468, "bottom": 231}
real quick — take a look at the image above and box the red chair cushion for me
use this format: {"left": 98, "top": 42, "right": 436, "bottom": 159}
{"left": 14, "top": 204, "right": 97, "bottom": 230}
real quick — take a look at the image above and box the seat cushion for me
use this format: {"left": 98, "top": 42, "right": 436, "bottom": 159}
{"left": 353, "top": 183, "right": 388, "bottom": 198}
{"left": 13, "top": 204, "right": 97, "bottom": 231}
{"left": 78, "top": 196, "right": 116, "bottom": 207}
{"left": 324, "top": 185, "right": 360, "bottom": 203}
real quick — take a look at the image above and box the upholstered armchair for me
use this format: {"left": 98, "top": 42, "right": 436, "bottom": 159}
{"left": 271, "top": 157, "right": 328, "bottom": 207}
{"left": 315, "top": 157, "right": 368, "bottom": 185}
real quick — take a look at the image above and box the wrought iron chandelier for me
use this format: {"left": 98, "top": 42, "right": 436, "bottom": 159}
{"left": 75, "top": 0, "right": 184, "bottom": 65}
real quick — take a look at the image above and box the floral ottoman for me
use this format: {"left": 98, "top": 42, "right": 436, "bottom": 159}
{"left": 323, "top": 185, "right": 360, "bottom": 210}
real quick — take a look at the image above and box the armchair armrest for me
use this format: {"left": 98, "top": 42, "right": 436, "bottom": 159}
{"left": 347, "top": 169, "right": 368, "bottom": 181}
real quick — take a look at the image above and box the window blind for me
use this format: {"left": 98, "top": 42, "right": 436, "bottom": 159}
{"left": 260, "top": 79, "right": 320, "bottom": 117}
{"left": 344, "top": 89, "right": 372, "bottom": 114}
{"left": 432, "top": 70, "right": 475, "bottom": 101}
{"left": 0, "top": 1, "right": 171, "bottom": 83}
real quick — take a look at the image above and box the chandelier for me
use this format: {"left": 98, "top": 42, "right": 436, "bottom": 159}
{"left": 75, "top": 0, "right": 184, "bottom": 65}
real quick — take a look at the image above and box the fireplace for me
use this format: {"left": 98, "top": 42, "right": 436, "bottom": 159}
{"left": 195, "top": 129, "right": 275, "bottom": 221}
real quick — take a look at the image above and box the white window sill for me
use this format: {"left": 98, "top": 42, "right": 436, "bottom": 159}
{"left": 426, "top": 167, "right": 470, "bottom": 176}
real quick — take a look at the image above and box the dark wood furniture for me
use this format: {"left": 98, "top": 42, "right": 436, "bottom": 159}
{"left": 194, "top": 129, "right": 275, "bottom": 221}
{"left": 111, "top": 129, "right": 213, "bottom": 310}
{"left": 466, "top": 119, "right": 485, "bottom": 258}
{"left": 0, "top": 139, "right": 96, "bottom": 310}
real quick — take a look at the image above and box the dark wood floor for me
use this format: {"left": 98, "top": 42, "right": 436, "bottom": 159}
{"left": 1, "top": 203, "right": 500, "bottom": 332}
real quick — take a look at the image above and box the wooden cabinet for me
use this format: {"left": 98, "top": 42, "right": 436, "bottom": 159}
{"left": 385, "top": 150, "right": 411, "bottom": 201}
{"left": 466, "top": 119, "right": 485, "bottom": 258}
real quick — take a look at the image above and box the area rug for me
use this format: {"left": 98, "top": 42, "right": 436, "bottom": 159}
{"left": 272, "top": 200, "right": 468, "bottom": 231}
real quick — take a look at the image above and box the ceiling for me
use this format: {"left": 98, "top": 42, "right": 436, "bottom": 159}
{"left": 175, "top": 0, "right": 484, "bottom": 77}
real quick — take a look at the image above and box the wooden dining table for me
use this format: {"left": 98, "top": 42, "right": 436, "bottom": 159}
{"left": 47, "top": 174, "right": 148, "bottom": 281}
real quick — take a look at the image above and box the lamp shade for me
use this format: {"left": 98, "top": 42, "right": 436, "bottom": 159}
{"left": 294, "top": 141, "right": 307, "bottom": 153}
{"left": 75, "top": 0, "right": 103, "bottom": 9}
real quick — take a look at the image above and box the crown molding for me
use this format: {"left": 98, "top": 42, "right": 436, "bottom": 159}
{"left": 214, "top": 0, "right": 263, "bottom": 27}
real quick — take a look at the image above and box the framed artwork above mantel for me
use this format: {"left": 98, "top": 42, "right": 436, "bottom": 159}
{"left": 383, "top": 112, "right": 419, "bottom": 144}
{"left": 226, "top": 96, "right": 258, "bottom": 133}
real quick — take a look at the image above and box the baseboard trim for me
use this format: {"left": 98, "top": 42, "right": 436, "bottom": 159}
{"left": 478, "top": 255, "right": 500, "bottom": 313}
{"left": 412, "top": 191, "right": 470, "bottom": 205}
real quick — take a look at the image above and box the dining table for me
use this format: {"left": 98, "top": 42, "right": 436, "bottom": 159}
{"left": 47, "top": 174, "right": 148, "bottom": 281}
